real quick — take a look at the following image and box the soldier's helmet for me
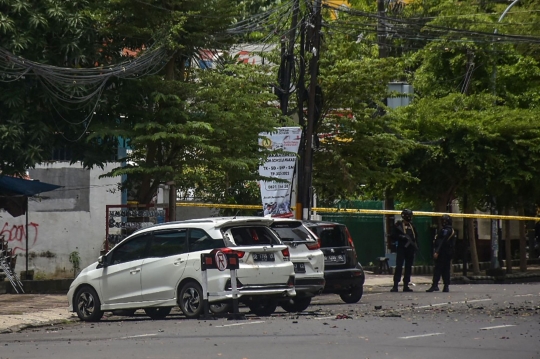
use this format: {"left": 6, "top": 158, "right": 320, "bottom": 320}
{"left": 442, "top": 214, "right": 452, "bottom": 226}
{"left": 401, "top": 209, "right": 413, "bottom": 222}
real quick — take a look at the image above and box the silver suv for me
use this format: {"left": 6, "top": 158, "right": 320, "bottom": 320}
{"left": 270, "top": 219, "right": 325, "bottom": 312}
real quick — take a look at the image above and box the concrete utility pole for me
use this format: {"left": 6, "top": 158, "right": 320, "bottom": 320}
{"left": 490, "top": 0, "right": 520, "bottom": 269}
{"left": 377, "top": 0, "right": 388, "bottom": 59}
{"left": 377, "top": 0, "right": 395, "bottom": 252}
{"left": 296, "top": 19, "right": 307, "bottom": 219}
{"left": 279, "top": 0, "right": 300, "bottom": 116}
{"left": 301, "top": 0, "right": 322, "bottom": 220}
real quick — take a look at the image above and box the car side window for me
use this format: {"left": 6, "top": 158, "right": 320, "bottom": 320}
{"left": 150, "top": 229, "right": 188, "bottom": 257}
{"left": 110, "top": 233, "right": 151, "bottom": 265}
{"left": 188, "top": 228, "right": 224, "bottom": 252}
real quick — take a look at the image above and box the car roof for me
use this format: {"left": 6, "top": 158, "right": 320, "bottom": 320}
{"left": 303, "top": 220, "right": 345, "bottom": 227}
{"left": 133, "top": 216, "right": 275, "bottom": 235}
{"left": 270, "top": 218, "right": 303, "bottom": 224}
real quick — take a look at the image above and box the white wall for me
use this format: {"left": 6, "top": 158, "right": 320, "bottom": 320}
{"left": 0, "top": 162, "right": 122, "bottom": 278}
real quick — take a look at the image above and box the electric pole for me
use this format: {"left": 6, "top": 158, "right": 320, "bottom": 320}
{"left": 296, "top": 18, "right": 307, "bottom": 219}
{"left": 377, "top": 0, "right": 394, "bottom": 249}
{"left": 279, "top": 0, "right": 300, "bottom": 116}
{"left": 301, "top": 0, "right": 322, "bottom": 220}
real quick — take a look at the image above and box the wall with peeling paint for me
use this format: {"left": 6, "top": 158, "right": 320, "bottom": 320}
{"left": 0, "top": 162, "right": 122, "bottom": 278}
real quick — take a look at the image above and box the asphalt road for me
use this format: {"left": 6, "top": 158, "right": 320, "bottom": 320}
{"left": 1, "top": 283, "right": 538, "bottom": 359}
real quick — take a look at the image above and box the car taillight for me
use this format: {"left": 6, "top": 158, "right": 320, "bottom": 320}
{"left": 220, "top": 247, "right": 245, "bottom": 259}
{"left": 281, "top": 248, "right": 290, "bottom": 261}
{"left": 306, "top": 239, "right": 321, "bottom": 250}
{"left": 345, "top": 228, "right": 358, "bottom": 258}
{"left": 287, "top": 276, "right": 295, "bottom": 287}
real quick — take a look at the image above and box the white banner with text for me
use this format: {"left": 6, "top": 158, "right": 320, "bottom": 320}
{"left": 258, "top": 127, "right": 301, "bottom": 217}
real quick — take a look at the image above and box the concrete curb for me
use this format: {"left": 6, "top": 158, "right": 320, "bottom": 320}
{"left": 0, "top": 279, "right": 73, "bottom": 295}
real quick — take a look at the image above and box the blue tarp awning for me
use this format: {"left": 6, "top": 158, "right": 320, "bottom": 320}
{"left": 0, "top": 175, "right": 62, "bottom": 196}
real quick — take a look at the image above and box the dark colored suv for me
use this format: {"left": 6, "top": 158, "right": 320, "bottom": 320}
{"left": 303, "top": 221, "right": 365, "bottom": 303}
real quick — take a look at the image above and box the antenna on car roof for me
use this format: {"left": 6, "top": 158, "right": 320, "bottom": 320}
{"left": 233, "top": 210, "right": 240, "bottom": 219}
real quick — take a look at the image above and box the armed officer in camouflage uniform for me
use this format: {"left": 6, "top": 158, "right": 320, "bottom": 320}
{"left": 390, "top": 209, "right": 418, "bottom": 292}
{"left": 426, "top": 214, "right": 456, "bottom": 293}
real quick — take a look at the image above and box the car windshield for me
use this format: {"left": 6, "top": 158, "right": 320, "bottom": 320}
{"left": 222, "top": 226, "right": 281, "bottom": 246}
{"left": 312, "top": 225, "right": 348, "bottom": 247}
{"left": 271, "top": 222, "right": 316, "bottom": 242}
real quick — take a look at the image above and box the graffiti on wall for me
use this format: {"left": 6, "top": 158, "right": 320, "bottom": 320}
{"left": 0, "top": 221, "right": 39, "bottom": 254}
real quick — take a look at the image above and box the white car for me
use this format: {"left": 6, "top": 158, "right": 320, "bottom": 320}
{"left": 270, "top": 219, "right": 325, "bottom": 312}
{"left": 67, "top": 217, "right": 295, "bottom": 321}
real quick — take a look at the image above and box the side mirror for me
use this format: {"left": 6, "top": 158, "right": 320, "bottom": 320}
{"left": 97, "top": 255, "right": 108, "bottom": 269}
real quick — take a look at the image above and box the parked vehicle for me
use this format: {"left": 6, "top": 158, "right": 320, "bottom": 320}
{"left": 67, "top": 217, "right": 295, "bottom": 321}
{"left": 270, "top": 219, "right": 325, "bottom": 312}
{"left": 303, "top": 221, "right": 365, "bottom": 303}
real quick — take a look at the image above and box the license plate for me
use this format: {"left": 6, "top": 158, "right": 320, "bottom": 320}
{"left": 253, "top": 253, "right": 275, "bottom": 262}
{"left": 294, "top": 262, "right": 306, "bottom": 273}
{"left": 325, "top": 255, "right": 345, "bottom": 263}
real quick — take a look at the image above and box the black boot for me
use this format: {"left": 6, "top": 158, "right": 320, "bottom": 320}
{"left": 390, "top": 285, "right": 398, "bottom": 292}
{"left": 442, "top": 285, "right": 449, "bottom": 292}
{"left": 403, "top": 285, "right": 413, "bottom": 292}
{"left": 426, "top": 285, "right": 439, "bottom": 292}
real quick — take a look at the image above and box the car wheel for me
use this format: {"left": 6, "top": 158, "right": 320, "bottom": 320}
{"left": 280, "top": 297, "right": 312, "bottom": 313}
{"left": 210, "top": 301, "right": 232, "bottom": 315}
{"left": 178, "top": 281, "right": 203, "bottom": 319}
{"left": 74, "top": 286, "right": 104, "bottom": 322}
{"left": 339, "top": 286, "right": 363, "bottom": 304}
{"left": 248, "top": 298, "right": 278, "bottom": 316}
{"left": 144, "top": 307, "right": 172, "bottom": 320}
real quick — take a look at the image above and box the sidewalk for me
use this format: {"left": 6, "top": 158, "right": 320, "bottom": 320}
{"left": 1, "top": 267, "right": 539, "bottom": 334}
{"left": 0, "top": 294, "right": 76, "bottom": 334}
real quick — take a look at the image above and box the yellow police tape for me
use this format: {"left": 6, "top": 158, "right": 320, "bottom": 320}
{"left": 175, "top": 202, "right": 537, "bottom": 221}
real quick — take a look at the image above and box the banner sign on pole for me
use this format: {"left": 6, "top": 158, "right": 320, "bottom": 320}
{"left": 258, "top": 127, "right": 301, "bottom": 218}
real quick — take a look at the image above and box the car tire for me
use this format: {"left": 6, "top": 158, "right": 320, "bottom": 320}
{"left": 144, "top": 307, "right": 172, "bottom": 320}
{"left": 178, "top": 281, "right": 204, "bottom": 319}
{"left": 280, "top": 297, "right": 312, "bottom": 313}
{"left": 210, "top": 301, "right": 232, "bottom": 315}
{"left": 248, "top": 298, "right": 278, "bottom": 316}
{"left": 339, "top": 286, "right": 363, "bottom": 304}
{"left": 74, "top": 286, "right": 104, "bottom": 322}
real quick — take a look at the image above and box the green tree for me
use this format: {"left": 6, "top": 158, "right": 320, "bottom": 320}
{"left": 0, "top": 0, "right": 105, "bottom": 176}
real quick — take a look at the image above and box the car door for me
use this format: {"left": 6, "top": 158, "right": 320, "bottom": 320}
{"left": 141, "top": 229, "right": 188, "bottom": 302}
{"left": 100, "top": 233, "right": 151, "bottom": 305}
{"left": 185, "top": 228, "right": 226, "bottom": 293}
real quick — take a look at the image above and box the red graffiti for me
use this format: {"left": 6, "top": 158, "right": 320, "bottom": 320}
{"left": 0, "top": 222, "right": 39, "bottom": 254}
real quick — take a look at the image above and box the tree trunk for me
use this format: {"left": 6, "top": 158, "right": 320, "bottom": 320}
{"left": 504, "top": 207, "right": 512, "bottom": 274}
{"left": 463, "top": 200, "right": 480, "bottom": 275}
{"left": 467, "top": 217, "right": 481, "bottom": 275}
{"left": 384, "top": 191, "right": 394, "bottom": 251}
{"left": 165, "top": 55, "right": 177, "bottom": 219}
{"left": 519, "top": 206, "right": 527, "bottom": 272}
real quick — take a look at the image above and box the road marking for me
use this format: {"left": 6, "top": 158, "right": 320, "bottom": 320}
{"left": 400, "top": 333, "right": 444, "bottom": 339}
{"left": 314, "top": 316, "right": 336, "bottom": 320}
{"left": 514, "top": 294, "right": 535, "bottom": 297}
{"left": 215, "top": 321, "right": 265, "bottom": 328}
{"left": 480, "top": 325, "right": 516, "bottom": 330}
{"left": 120, "top": 334, "right": 158, "bottom": 339}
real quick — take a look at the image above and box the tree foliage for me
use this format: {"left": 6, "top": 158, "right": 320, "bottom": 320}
{"left": 0, "top": 0, "right": 105, "bottom": 176}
